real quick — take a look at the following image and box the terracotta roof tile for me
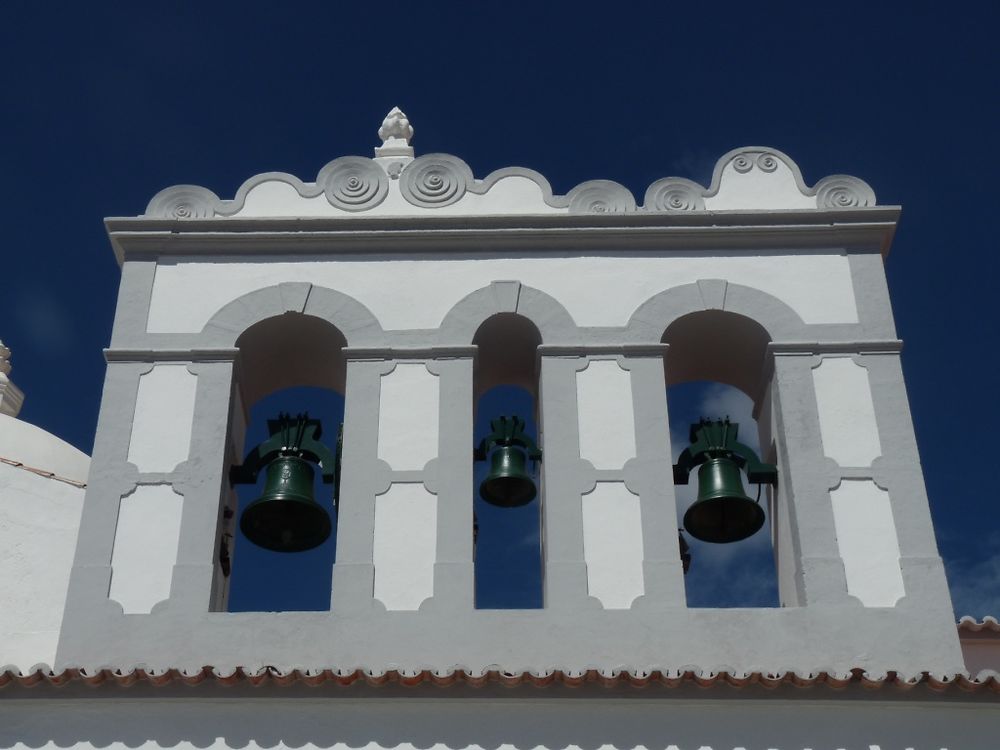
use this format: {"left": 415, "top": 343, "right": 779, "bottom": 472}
{"left": 959, "top": 616, "right": 1000, "bottom": 633}
{"left": 1, "top": 667, "right": 998, "bottom": 694}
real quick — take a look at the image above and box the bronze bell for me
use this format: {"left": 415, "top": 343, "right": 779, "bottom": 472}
{"left": 480, "top": 445, "right": 537, "bottom": 507}
{"left": 673, "top": 418, "right": 777, "bottom": 545}
{"left": 230, "top": 413, "right": 340, "bottom": 553}
{"left": 474, "top": 415, "right": 542, "bottom": 508}
{"left": 682, "top": 457, "right": 765, "bottom": 544}
{"left": 240, "top": 456, "right": 332, "bottom": 552}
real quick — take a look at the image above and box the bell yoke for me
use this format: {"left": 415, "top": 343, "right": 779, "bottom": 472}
{"left": 672, "top": 418, "right": 778, "bottom": 544}
{"left": 230, "top": 413, "right": 341, "bottom": 553}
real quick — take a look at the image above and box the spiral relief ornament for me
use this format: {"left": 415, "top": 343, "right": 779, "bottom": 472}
{"left": 567, "top": 180, "right": 636, "bottom": 213}
{"left": 732, "top": 154, "right": 755, "bottom": 174}
{"left": 399, "top": 155, "right": 474, "bottom": 208}
{"left": 814, "top": 175, "right": 876, "bottom": 208}
{"left": 731, "top": 150, "right": 780, "bottom": 175}
{"left": 756, "top": 152, "right": 779, "bottom": 172}
{"left": 643, "top": 178, "right": 706, "bottom": 212}
{"left": 316, "top": 156, "right": 389, "bottom": 211}
{"left": 145, "top": 186, "right": 219, "bottom": 219}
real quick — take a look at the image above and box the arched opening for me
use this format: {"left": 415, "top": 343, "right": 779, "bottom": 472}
{"left": 221, "top": 313, "right": 347, "bottom": 612}
{"left": 472, "top": 313, "right": 543, "bottom": 609}
{"left": 663, "top": 310, "right": 780, "bottom": 608}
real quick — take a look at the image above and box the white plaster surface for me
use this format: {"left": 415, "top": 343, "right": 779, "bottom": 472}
{"left": 830, "top": 480, "right": 905, "bottom": 607}
{"left": 813, "top": 356, "right": 882, "bottom": 467}
{"left": 576, "top": 360, "right": 635, "bottom": 470}
{"left": 4, "top": 693, "right": 989, "bottom": 750}
{"left": 236, "top": 175, "right": 564, "bottom": 218}
{"left": 377, "top": 363, "right": 439, "bottom": 471}
{"left": 147, "top": 255, "right": 857, "bottom": 332}
{"left": 582, "top": 482, "right": 644, "bottom": 608}
{"left": 109, "top": 484, "right": 183, "bottom": 614}
{"left": 373, "top": 483, "right": 436, "bottom": 610}
{"left": 127, "top": 365, "right": 198, "bottom": 473}
{"left": 0, "top": 416, "right": 86, "bottom": 668}
{"left": 705, "top": 160, "right": 816, "bottom": 211}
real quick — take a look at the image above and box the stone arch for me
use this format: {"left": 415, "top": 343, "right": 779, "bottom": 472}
{"left": 436, "top": 282, "right": 577, "bottom": 345}
{"left": 627, "top": 280, "right": 809, "bottom": 344}
{"left": 201, "top": 282, "right": 383, "bottom": 348}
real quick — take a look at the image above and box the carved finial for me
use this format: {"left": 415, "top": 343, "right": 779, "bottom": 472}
{"left": 375, "top": 106, "right": 414, "bottom": 159}
{"left": 0, "top": 339, "right": 24, "bottom": 418}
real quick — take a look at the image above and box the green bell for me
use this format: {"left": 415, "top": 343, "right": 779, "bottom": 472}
{"left": 480, "top": 445, "right": 537, "bottom": 507}
{"left": 682, "top": 456, "right": 765, "bottom": 544}
{"left": 240, "top": 456, "right": 332, "bottom": 552}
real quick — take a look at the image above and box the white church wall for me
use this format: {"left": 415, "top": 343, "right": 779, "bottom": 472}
{"left": 582, "top": 482, "right": 644, "bottom": 608}
{"left": 576, "top": 360, "right": 635, "bottom": 470}
{"left": 127, "top": 365, "right": 198, "bottom": 473}
{"left": 812, "top": 356, "right": 882, "bottom": 467}
{"left": 145, "top": 254, "right": 858, "bottom": 333}
{"left": 373, "top": 483, "right": 436, "bottom": 610}
{"left": 377, "top": 363, "right": 439, "bottom": 471}
{"left": 0, "top": 414, "right": 87, "bottom": 669}
{"left": 830, "top": 480, "right": 905, "bottom": 607}
{"left": 109, "top": 484, "right": 183, "bottom": 614}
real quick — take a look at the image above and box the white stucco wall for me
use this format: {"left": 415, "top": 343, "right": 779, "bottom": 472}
{"left": 127, "top": 365, "right": 198, "bottom": 473}
{"left": 576, "top": 360, "right": 635, "bottom": 470}
{"left": 373, "top": 483, "right": 436, "bottom": 610}
{"left": 377, "top": 363, "right": 439, "bottom": 471}
{"left": 582, "top": 482, "right": 644, "bottom": 608}
{"left": 0, "top": 414, "right": 87, "bottom": 669}
{"left": 813, "top": 357, "right": 882, "bottom": 467}
{"left": 109, "top": 484, "right": 183, "bottom": 614}
{"left": 146, "top": 254, "right": 857, "bottom": 333}
{"left": 830, "top": 480, "right": 905, "bottom": 607}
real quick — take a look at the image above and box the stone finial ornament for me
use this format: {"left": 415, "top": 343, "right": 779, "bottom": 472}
{"left": 0, "top": 338, "right": 24, "bottom": 418}
{"left": 375, "top": 106, "right": 415, "bottom": 159}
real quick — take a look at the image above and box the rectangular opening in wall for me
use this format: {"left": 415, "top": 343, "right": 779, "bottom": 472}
{"left": 473, "top": 385, "right": 543, "bottom": 609}
{"left": 669, "top": 382, "right": 779, "bottom": 608}
{"left": 227, "top": 386, "right": 344, "bottom": 612}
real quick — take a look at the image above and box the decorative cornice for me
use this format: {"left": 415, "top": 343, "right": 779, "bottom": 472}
{"left": 137, "top": 143, "right": 879, "bottom": 221}
{"left": 106, "top": 207, "right": 900, "bottom": 263}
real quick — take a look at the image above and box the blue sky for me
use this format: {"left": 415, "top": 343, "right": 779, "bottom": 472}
{"left": 1, "top": 2, "right": 997, "bottom": 617}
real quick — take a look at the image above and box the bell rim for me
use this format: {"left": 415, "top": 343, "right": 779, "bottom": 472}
{"left": 239, "top": 497, "right": 333, "bottom": 553}
{"left": 682, "top": 496, "right": 766, "bottom": 544}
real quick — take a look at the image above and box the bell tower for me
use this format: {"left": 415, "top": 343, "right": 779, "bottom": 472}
{"left": 55, "top": 109, "right": 963, "bottom": 675}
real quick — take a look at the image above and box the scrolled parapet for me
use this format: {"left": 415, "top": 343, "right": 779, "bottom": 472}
{"left": 316, "top": 156, "right": 389, "bottom": 212}
{"left": 643, "top": 177, "right": 706, "bottom": 212}
{"left": 566, "top": 180, "right": 636, "bottom": 214}
{"left": 814, "top": 175, "right": 877, "bottom": 208}
{"left": 145, "top": 185, "right": 220, "bottom": 219}
{"left": 399, "top": 154, "right": 474, "bottom": 208}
